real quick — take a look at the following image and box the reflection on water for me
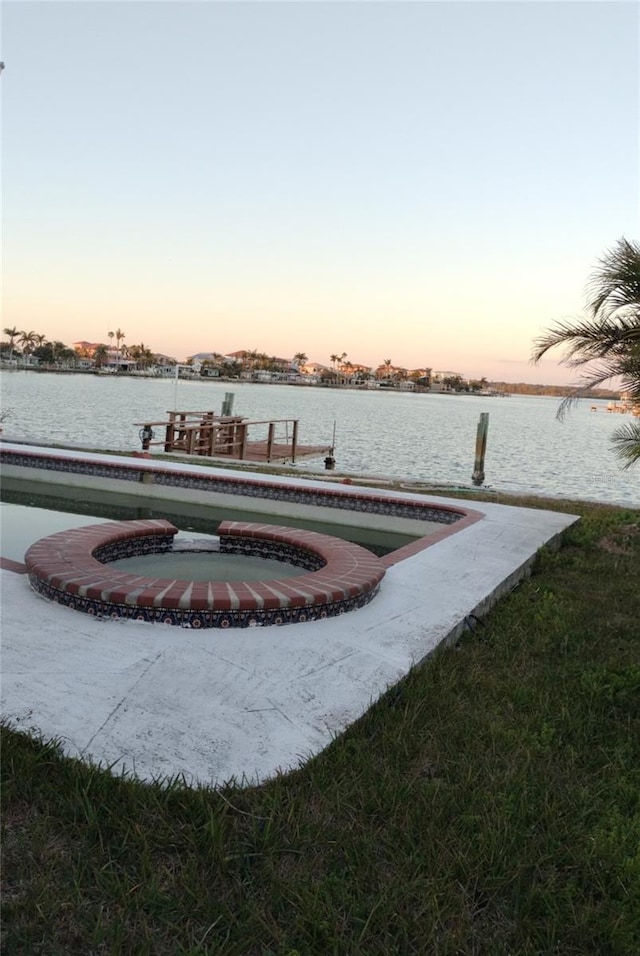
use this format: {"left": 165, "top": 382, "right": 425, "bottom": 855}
{"left": 1, "top": 372, "right": 638, "bottom": 506}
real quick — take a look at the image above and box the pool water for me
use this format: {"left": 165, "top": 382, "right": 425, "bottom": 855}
{"left": 1, "top": 480, "right": 418, "bottom": 561}
{"left": 1, "top": 502, "right": 128, "bottom": 564}
{"left": 109, "top": 551, "right": 307, "bottom": 582}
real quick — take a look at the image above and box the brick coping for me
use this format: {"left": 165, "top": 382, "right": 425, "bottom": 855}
{"left": 24, "top": 519, "right": 386, "bottom": 629}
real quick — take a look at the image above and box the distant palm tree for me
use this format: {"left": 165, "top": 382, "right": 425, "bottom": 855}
{"left": 55, "top": 345, "right": 77, "bottom": 367}
{"left": 17, "top": 330, "right": 37, "bottom": 357}
{"left": 93, "top": 344, "right": 109, "bottom": 368}
{"left": 294, "top": 352, "right": 307, "bottom": 368}
{"left": 114, "top": 329, "right": 125, "bottom": 361}
{"left": 3, "top": 326, "right": 19, "bottom": 361}
{"left": 245, "top": 349, "right": 259, "bottom": 372}
{"left": 130, "top": 344, "right": 152, "bottom": 368}
{"left": 375, "top": 359, "right": 391, "bottom": 381}
{"left": 532, "top": 237, "right": 640, "bottom": 467}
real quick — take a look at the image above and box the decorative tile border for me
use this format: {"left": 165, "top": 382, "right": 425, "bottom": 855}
{"left": 24, "top": 519, "right": 386, "bottom": 629}
{"left": 220, "top": 535, "right": 325, "bottom": 572}
{"left": 0, "top": 447, "right": 472, "bottom": 525}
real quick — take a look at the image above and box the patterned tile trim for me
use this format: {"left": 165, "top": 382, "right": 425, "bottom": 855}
{"left": 27, "top": 574, "right": 380, "bottom": 628}
{"left": 0, "top": 448, "right": 468, "bottom": 525}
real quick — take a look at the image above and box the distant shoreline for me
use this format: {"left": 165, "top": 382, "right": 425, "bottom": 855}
{"left": 0, "top": 363, "right": 622, "bottom": 400}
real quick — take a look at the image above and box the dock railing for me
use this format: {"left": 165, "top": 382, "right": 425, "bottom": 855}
{"left": 134, "top": 412, "right": 301, "bottom": 462}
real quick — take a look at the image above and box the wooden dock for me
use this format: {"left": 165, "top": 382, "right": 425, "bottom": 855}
{"left": 606, "top": 399, "right": 639, "bottom": 416}
{"left": 134, "top": 411, "right": 334, "bottom": 465}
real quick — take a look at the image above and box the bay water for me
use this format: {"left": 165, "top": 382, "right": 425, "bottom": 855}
{"left": 1, "top": 372, "right": 638, "bottom": 508}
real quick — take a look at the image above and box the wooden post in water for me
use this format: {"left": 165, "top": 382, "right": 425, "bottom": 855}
{"left": 472, "top": 412, "right": 489, "bottom": 486}
{"left": 266, "top": 422, "right": 275, "bottom": 462}
{"left": 238, "top": 421, "right": 247, "bottom": 459}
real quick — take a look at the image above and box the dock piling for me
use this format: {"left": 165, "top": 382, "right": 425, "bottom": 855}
{"left": 472, "top": 412, "right": 489, "bottom": 486}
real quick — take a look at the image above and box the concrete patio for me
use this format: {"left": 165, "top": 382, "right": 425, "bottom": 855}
{"left": 1, "top": 462, "right": 578, "bottom": 789}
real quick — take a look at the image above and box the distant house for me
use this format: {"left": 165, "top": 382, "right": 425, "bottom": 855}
{"left": 301, "top": 362, "right": 329, "bottom": 376}
{"left": 375, "top": 363, "right": 405, "bottom": 381}
{"left": 73, "top": 341, "right": 102, "bottom": 358}
{"left": 102, "top": 350, "right": 136, "bottom": 372}
{"left": 188, "top": 352, "right": 222, "bottom": 365}
{"left": 253, "top": 369, "right": 274, "bottom": 382}
{"left": 153, "top": 362, "right": 178, "bottom": 377}
{"left": 73, "top": 341, "right": 136, "bottom": 372}
{"left": 342, "top": 363, "right": 372, "bottom": 380}
{"left": 18, "top": 354, "right": 40, "bottom": 367}
{"left": 429, "top": 370, "right": 465, "bottom": 392}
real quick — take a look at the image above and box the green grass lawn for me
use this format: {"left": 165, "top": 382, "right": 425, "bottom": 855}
{"left": 2, "top": 496, "right": 639, "bottom": 955}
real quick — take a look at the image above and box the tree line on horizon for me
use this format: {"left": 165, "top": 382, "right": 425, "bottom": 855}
{"left": 1, "top": 328, "right": 156, "bottom": 371}
{"left": 0, "top": 330, "right": 624, "bottom": 400}
{"left": 0, "top": 335, "right": 448, "bottom": 386}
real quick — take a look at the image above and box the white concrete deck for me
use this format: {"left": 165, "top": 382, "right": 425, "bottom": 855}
{"left": 1, "top": 457, "right": 578, "bottom": 789}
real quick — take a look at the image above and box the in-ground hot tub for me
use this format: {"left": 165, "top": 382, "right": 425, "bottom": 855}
{"left": 24, "top": 518, "right": 387, "bottom": 628}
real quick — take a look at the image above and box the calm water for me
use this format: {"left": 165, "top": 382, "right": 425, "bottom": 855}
{"left": 110, "top": 552, "right": 306, "bottom": 582}
{"left": 1, "top": 372, "right": 638, "bottom": 507}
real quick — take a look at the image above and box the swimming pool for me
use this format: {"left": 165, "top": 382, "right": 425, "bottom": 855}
{"left": 1, "top": 446, "right": 481, "bottom": 628}
{"left": 0, "top": 444, "right": 484, "bottom": 570}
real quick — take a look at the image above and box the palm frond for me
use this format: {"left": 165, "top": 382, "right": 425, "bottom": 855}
{"left": 532, "top": 238, "right": 640, "bottom": 435}
{"left": 611, "top": 421, "right": 640, "bottom": 469}
{"left": 532, "top": 316, "right": 640, "bottom": 365}
{"left": 586, "top": 237, "right": 640, "bottom": 322}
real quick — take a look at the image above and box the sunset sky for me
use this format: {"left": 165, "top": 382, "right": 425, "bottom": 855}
{"left": 2, "top": 0, "right": 638, "bottom": 384}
